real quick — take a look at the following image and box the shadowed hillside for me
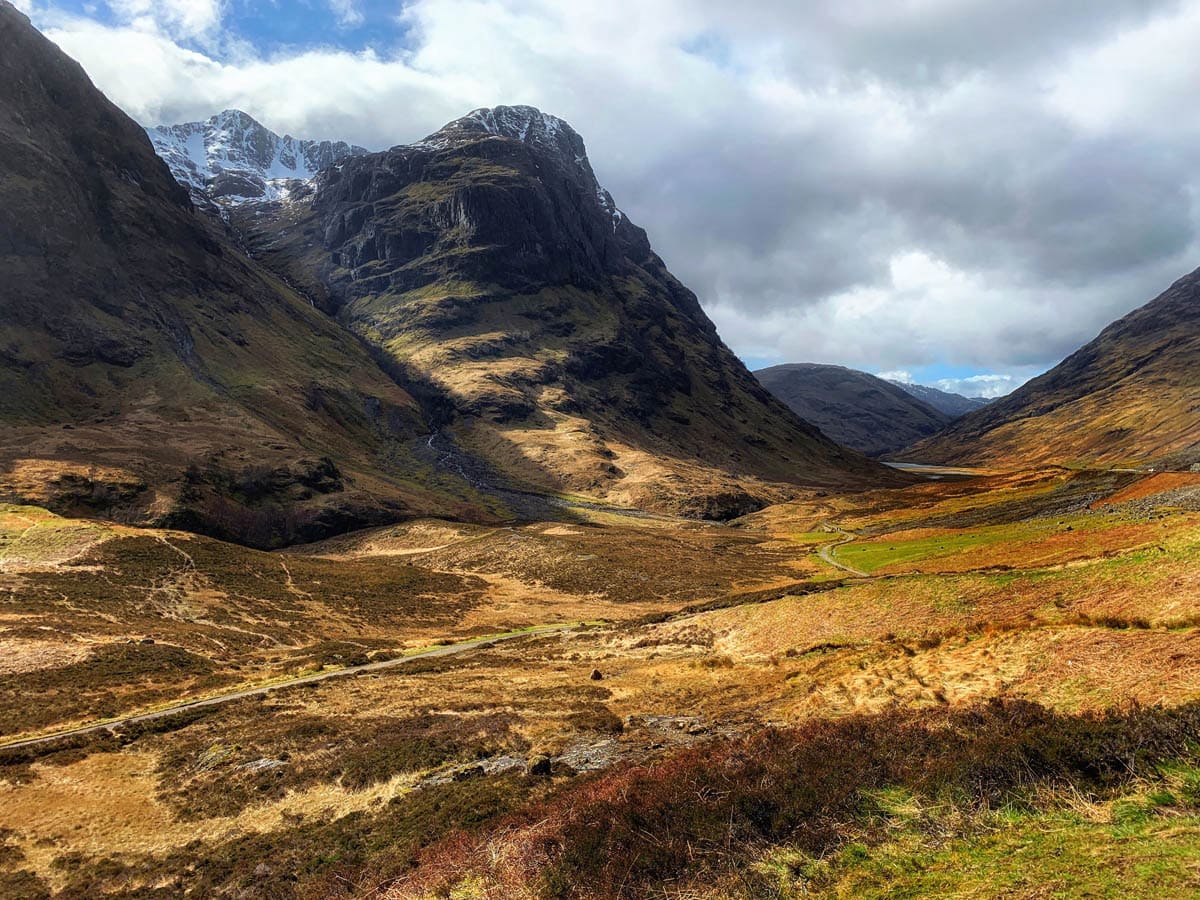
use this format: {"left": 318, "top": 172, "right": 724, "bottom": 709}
{"left": 756, "top": 363, "right": 951, "bottom": 457}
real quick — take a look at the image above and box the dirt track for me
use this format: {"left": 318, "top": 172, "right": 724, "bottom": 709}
{"left": 0, "top": 625, "right": 578, "bottom": 753}
{"left": 817, "top": 528, "right": 872, "bottom": 578}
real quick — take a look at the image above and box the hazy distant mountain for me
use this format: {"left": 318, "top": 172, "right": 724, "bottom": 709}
{"left": 887, "top": 380, "right": 990, "bottom": 418}
{"left": 755, "top": 364, "right": 951, "bottom": 458}
{"left": 910, "top": 268, "right": 1200, "bottom": 469}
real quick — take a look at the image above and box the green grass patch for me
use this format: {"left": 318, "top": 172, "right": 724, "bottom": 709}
{"left": 779, "top": 796, "right": 1200, "bottom": 898}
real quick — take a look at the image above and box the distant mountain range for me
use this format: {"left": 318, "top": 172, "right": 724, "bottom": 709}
{"left": 755, "top": 364, "right": 951, "bottom": 457}
{"left": 6, "top": 0, "right": 1194, "bottom": 554}
{"left": 887, "top": 380, "right": 991, "bottom": 417}
{"left": 910, "top": 269, "right": 1200, "bottom": 469}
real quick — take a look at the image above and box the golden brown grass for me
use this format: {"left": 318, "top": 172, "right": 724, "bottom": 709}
{"left": 2, "top": 467, "right": 1199, "bottom": 896}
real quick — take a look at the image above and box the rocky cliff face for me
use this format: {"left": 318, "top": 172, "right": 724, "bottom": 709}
{"left": 147, "top": 109, "right": 366, "bottom": 205}
{"left": 232, "top": 105, "right": 901, "bottom": 516}
{"left": 0, "top": 2, "right": 487, "bottom": 546}
{"left": 756, "top": 364, "right": 951, "bottom": 458}
{"left": 910, "top": 268, "right": 1200, "bottom": 469}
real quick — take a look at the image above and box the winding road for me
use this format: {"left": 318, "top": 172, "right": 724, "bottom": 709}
{"left": 0, "top": 625, "right": 578, "bottom": 754}
{"left": 817, "top": 527, "right": 872, "bottom": 578}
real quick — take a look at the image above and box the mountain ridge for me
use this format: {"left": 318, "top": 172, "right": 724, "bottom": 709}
{"left": 887, "top": 380, "right": 990, "bottom": 418}
{"left": 147, "top": 108, "right": 367, "bottom": 206}
{"left": 755, "top": 364, "right": 951, "bottom": 458}
{"left": 0, "top": 2, "right": 492, "bottom": 546}
{"left": 909, "top": 267, "right": 1200, "bottom": 468}
{"left": 223, "top": 103, "right": 905, "bottom": 516}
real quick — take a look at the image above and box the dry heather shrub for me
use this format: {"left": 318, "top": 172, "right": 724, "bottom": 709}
{"left": 390, "top": 699, "right": 1200, "bottom": 899}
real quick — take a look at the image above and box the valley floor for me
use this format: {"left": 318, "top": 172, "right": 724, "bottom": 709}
{"left": 1, "top": 466, "right": 1199, "bottom": 898}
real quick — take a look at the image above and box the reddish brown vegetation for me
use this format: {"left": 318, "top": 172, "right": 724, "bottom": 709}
{"left": 397, "top": 700, "right": 1200, "bottom": 899}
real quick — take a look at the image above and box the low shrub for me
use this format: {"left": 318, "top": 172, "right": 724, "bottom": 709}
{"left": 401, "top": 699, "right": 1200, "bottom": 899}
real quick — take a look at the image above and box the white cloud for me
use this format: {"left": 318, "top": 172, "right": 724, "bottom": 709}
{"left": 936, "top": 374, "right": 1021, "bottom": 399}
{"left": 876, "top": 370, "right": 913, "bottom": 383}
{"left": 11, "top": 0, "right": 35, "bottom": 12}
{"left": 328, "top": 0, "right": 364, "bottom": 28}
{"left": 106, "top": 0, "right": 224, "bottom": 40}
{"left": 27, "top": 0, "right": 1200, "bottom": 382}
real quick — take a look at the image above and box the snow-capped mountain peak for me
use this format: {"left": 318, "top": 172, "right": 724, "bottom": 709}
{"left": 147, "top": 109, "right": 367, "bottom": 205}
{"left": 414, "top": 105, "right": 625, "bottom": 231}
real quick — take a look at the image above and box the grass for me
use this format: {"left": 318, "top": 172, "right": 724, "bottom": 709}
{"left": 832, "top": 511, "right": 1186, "bottom": 575}
{"left": 3, "top": 471, "right": 1200, "bottom": 896}
{"left": 0, "top": 624, "right": 584, "bottom": 750}
{"left": 756, "top": 799, "right": 1200, "bottom": 898}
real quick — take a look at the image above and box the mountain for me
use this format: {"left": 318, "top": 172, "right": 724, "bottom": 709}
{"left": 0, "top": 2, "right": 486, "bottom": 547}
{"left": 887, "top": 380, "right": 990, "bottom": 418}
{"left": 147, "top": 109, "right": 367, "bottom": 206}
{"left": 909, "top": 267, "right": 1200, "bottom": 469}
{"left": 223, "top": 105, "right": 903, "bottom": 516}
{"left": 755, "top": 364, "right": 951, "bottom": 458}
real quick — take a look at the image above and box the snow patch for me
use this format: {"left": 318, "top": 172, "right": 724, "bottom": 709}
{"left": 147, "top": 109, "right": 366, "bottom": 206}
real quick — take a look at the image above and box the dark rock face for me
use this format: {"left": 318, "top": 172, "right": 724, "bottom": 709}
{"left": 0, "top": 2, "right": 492, "bottom": 546}
{"left": 910, "top": 268, "right": 1200, "bottom": 468}
{"left": 232, "top": 105, "right": 900, "bottom": 516}
{"left": 755, "top": 364, "right": 952, "bottom": 458}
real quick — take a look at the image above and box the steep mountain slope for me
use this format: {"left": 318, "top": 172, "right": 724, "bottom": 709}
{"left": 755, "top": 364, "right": 951, "bottom": 457}
{"left": 0, "top": 2, "right": 482, "bottom": 546}
{"left": 229, "top": 106, "right": 901, "bottom": 516}
{"left": 910, "top": 267, "right": 1200, "bottom": 468}
{"left": 888, "top": 380, "right": 990, "bottom": 418}
{"left": 148, "top": 109, "right": 366, "bottom": 205}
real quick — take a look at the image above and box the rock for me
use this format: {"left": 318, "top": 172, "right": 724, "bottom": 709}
{"left": 526, "top": 754, "right": 552, "bottom": 777}
{"left": 590, "top": 668, "right": 603, "bottom": 681}
{"left": 452, "top": 765, "right": 484, "bottom": 782}
{"left": 237, "top": 757, "right": 286, "bottom": 772}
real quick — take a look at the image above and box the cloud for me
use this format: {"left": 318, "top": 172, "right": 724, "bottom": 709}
{"left": 936, "top": 374, "right": 1020, "bottom": 400}
{"left": 876, "top": 370, "right": 913, "bottom": 384}
{"left": 28, "top": 0, "right": 1200, "bottom": 381}
{"left": 328, "top": 0, "right": 364, "bottom": 28}
{"left": 106, "top": 0, "right": 224, "bottom": 40}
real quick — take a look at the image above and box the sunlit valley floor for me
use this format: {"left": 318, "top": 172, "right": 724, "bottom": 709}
{"left": 2, "top": 466, "right": 1199, "bottom": 898}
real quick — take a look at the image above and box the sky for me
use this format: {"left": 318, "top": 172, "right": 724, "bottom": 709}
{"left": 13, "top": 0, "right": 1200, "bottom": 399}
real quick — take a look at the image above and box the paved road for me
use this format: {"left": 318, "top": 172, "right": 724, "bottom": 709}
{"left": 0, "top": 625, "right": 577, "bottom": 754}
{"left": 817, "top": 528, "right": 872, "bottom": 578}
